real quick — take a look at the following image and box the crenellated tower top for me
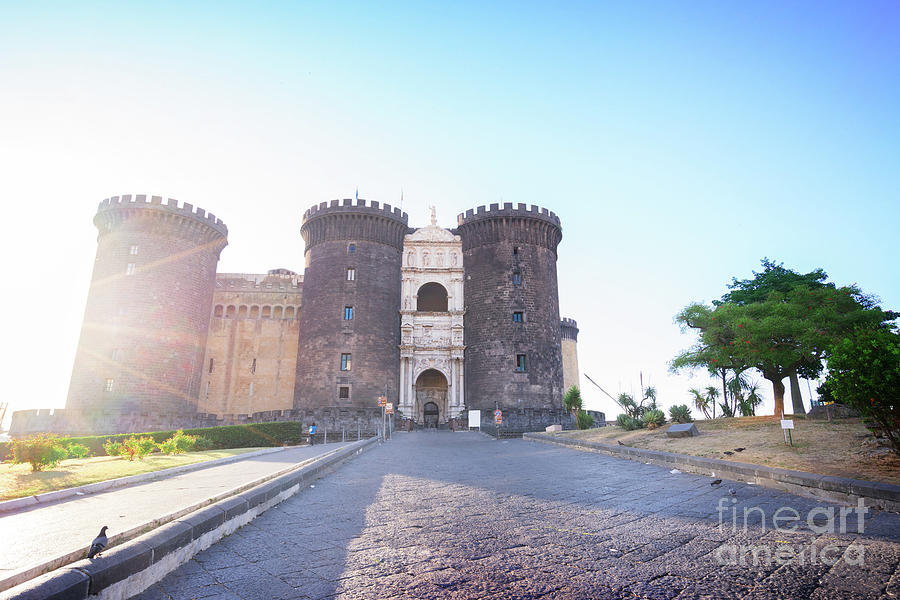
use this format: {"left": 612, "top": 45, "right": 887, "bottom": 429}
{"left": 301, "top": 198, "right": 409, "bottom": 252}
{"left": 94, "top": 194, "right": 228, "bottom": 252}
{"left": 455, "top": 202, "right": 562, "bottom": 252}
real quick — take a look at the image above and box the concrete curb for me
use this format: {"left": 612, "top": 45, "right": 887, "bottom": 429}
{"left": 524, "top": 433, "right": 900, "bottom": 512}
{"left": 0, "top": 447, "right": 288, "bottom": 514}
{"left": 0, "top": 437, "right": 380, "bottom": 600}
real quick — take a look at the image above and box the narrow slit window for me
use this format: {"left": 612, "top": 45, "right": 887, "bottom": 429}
{"left": 129, "top": 245, "right": 139, "bottom": 255}
{"left": 339, "top": 386, "right": 350, "bottom": 399}
{"left": 513, "top": 311, "right": 524, "bottom": 323}
{"left": 126, "top": 263, "right": 136, "bottom": 276}
{"left": 111, "top": 348, "right": 121, "bottom": 361}
{"left": 341, "top": 353, "right": 352, "bottom": 371}
{"left": 512, "top": 272, "right": 522, "bottom": 286}
{"left": 515, "top": 354, "right": 527, "bottom": 372}
{"left": 209, "top": 358, "right": 214, "bottom": 373}
{"left": 347, "top": 267, "right": 356, "bottom": 281}
{"left": 250, "top": 358, "right": 257, "bottom": 375}
{"left": 348, "top": 243, "right": 356, "bottom": 254}
{"left": 344, "top": 306, "right": 353, "bottom": 320}
{"left": 104, "top": 378, "right": 114, "bottom": 392}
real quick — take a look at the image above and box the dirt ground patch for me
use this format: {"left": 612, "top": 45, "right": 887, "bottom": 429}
{"left": 564, "top": 416, "right": 900, "bottom": 485}
{"left": 0, "top": 447, "right": 263, "bottom": 500}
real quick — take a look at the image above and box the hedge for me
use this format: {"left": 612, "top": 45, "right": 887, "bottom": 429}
{"left": 0, "top": 421, "right": 308, "bottom": 461}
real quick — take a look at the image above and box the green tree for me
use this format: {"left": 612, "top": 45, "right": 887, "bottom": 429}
{"left": 669, "top": 404, "right": 693, "bottom": 423}
{"left": 674, "top": 281, "right": 891, "bottom": 417}
{"left": 563, "top": 386, "right": 582, "bottom": 419}
{"left": 688, "top": 388, "right": 711, "bottom": 420}
{"left": 826, "top": 327, "right": 900, "bottom": 455}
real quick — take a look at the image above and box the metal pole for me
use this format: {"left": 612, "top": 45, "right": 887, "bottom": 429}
{"left": 358, "top": 418, "right": 360, "bottom": 441}
{"left": 324, "top": 428, "right": 327, "bottom": 445}
{"left": 342, "top": 428, "right": 345, "bottom": 442}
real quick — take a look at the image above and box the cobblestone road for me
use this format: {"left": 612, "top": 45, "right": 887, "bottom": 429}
{"left": 136, "top": 432, "right": 900, "bottom": 599}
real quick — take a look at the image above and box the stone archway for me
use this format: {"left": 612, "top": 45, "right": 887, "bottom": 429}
{"left": 415, "top": 369, "right": 448, "bottom": 426}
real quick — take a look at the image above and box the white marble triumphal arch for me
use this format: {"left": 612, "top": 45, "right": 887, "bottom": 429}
{"left": 398, "top": 208, "right": 465, "bottom": 425}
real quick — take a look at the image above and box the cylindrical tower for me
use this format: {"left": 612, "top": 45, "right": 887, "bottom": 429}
{"left": 293, "top": 199, "right": 408, "bottom": 409}
{"left": 66, "top": 195, "right": 228, "bottom": 415}
{"left": 456, "top": 203, "right": 564, "bottom": 413}
{"left": 560, "top": 318, "right": 580, "bottom": 393}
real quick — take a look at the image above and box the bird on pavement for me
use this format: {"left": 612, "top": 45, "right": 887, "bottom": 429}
{"left": 723, "top": 451, "right": 734, "bottom": 456}
{"left": 734, "top": 447, "right": 745, "bottom": 452}
{"left": 729, "top": 488, "right": 737, "bottom": 497}
{"left": 617, "top": 440, "right": 624, "bottom": 446}
{"left": 88, "top": 526, "right": 108, "bottom": 559}
{"left": 710, "top": 479, "right": 722, "bottom": 486}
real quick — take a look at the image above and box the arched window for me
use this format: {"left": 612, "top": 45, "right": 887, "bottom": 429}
{"left": 417, "top": 282, "right": 448, "bottom": 312}
{"left": 249, "top": 306, "right": 259, "bottom": 319}
{"left": 226, "top": 305, "right": 236, "bottom": 318}
{"left": 274, "top": 306, "right": 283, "bottom": 319}
{"left": 262, "top": 306, "right": 272, "bottom": 318}
{"left": 214, "top": 305, "right": 224, "bottom": 317}
{"left": 238, "top": 306, "right": 248, "bottom": 319}
{"left": 285, "top": 306, "right": 295, "bottom": 319}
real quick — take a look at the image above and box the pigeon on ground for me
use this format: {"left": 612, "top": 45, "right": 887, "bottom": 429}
{"left": 723, "top": 451, "right": 734, "bottom": 456}
{"left": 617, "top": 440, "right": 624, "bottom": 446}
{"left": 88, "top": 526, "right": 108, "bottom": 559}
{"left": 734, "top": 447, "right": 745, "bottom": 452}
{"left": 729, "top": 488, "right": 737, "bottom": 497}
{"left": 710, "top": 479, "right": 722, "bottom": 486}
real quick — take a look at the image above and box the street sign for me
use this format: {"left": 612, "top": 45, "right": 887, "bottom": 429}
{"left": 780, "top": 419, "right": 794, "bottom": 430}
{"left": 377, "top": 396, "right": 387, "bottom": 407}
{"left": 385, "top": 402, "right": 394, "bottom": 415}
{"left": 494, "top": 409, "right": 502, "bottom": 425}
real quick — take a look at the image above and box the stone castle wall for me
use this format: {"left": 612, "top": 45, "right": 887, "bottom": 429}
{"left": 456, "top": 203, "right": 565, "bottom": 413}
{"left": 66, "top": 195, "right": 227, "bottom": 416}
{"left": 199, "top": 271, "right": 303, "bottom": 416}
{"left": 561, "top": 318, "right": 580, "bottom": 393}
{"left": 293, "top": 199, "right": 408, "bottom": 410}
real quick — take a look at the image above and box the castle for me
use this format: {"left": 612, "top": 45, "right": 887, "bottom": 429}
{"left": 11, "top": 195, "right": 589, "bottom": 437}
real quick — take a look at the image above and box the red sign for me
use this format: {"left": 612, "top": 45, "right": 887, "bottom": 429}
{"left": 377, "top": 396, "right": 387, "bottom": 407}
{"left": 494, "top": 409, "right": 502, "bottom": 424}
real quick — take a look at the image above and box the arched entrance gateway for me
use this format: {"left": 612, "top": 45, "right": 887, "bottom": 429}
{"left": 415, "top": 369, "right": 448, "bottom": 427}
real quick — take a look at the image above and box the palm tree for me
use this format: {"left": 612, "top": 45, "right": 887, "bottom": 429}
{"left": 689, "top": 388, "right": 711, "bottom": 420}
{"left": 705, "top": 385, "right": 721, "bottom": 419}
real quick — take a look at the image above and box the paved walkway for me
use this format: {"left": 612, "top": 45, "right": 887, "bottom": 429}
{"left": 0, "top": 443, "right": 349, "bottom": 586}
{"left": 135, "top": 432, "right": 900, "bottom": 600}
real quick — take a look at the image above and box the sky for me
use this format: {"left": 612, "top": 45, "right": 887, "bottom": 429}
{"left": 1, "top": 1, "right": 898, "bottom": 430}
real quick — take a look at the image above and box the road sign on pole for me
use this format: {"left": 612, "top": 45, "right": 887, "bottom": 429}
{"left": 494, "top": 409, "right": 502, "bottom": 425}
{"left": 377, "top": 396, "right": 387, "bottom": 407}
{"left": 385, "top": 402, "right": 394, "bottom": 414}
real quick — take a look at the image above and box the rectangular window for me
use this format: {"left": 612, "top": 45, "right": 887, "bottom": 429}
{"left": 513, "top": 246, "right": 519, "bottom": 255}
{"left": 104, "top": 378, "right": 114, "bottom": 392}
{"left": 250, "top": 358, "right": 257, "bottom": 375}
{"left": 347, "top": 267, "right": 356, "bottom": 281}
{"left": 513, "top": 311, "right": 524, "bottom": 323}
{"left": 129, "top": 245, "right": 139, "bottom": 255}
{"left": 515, "top": 354, "right": 527, "bottom": 372}
{"left": 209, "top": 358, "right": 214, "bottom": 373}
{"left": 341, "top": 353, "right": 352, "bottom": 371}
{"left": 512, "top": 272, "right": 522, "bottom": 286}
{"left": 348, "top": 243, "right": 356, "bottom": 254}
{"left": 126, "top": 263, "right": 136, "bottom": 276}
{"left": 111, "top": 348, "right": 121, "bottom": 361}
{"left": 339, "top": 386, "right": 350, "bottom": 399}
{"left": 344, "top": 306, "right": 353, "bottom": 320}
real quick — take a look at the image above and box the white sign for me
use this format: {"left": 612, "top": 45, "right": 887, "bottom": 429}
{"left": 781, "top": 419, "right": 794, "bottom": 430}
{"left": 385, "top": 402, "right": 394, "bottom": 415}
{"left": 468, "top": 410, "right": 481, "bottom": 429}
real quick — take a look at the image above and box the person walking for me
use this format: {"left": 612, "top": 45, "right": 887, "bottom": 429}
{"left": 308, "top": 422, "right": 317, "bottom": 445}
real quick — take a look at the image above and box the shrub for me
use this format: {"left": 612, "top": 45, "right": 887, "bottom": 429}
{"left": 103, "top": 439, "right": 125, "bottom": 458}
{"left": 616, "top": 414, "right": 642, "bottom": 431}
{"left": 193, "top": 436, "right": 214, "bottom": 451}
{"left": 121, "top": 436, "right": 156, "bottom": 461}
{"left": 668, "top": 404, "right": 693, "bottom": 424}
{"left": 11, "top": 434, "right": 68, "bottom": 471}
{"left": 65, "top": 443, "right": 91, "bottom": 459}
{"left": 642, "top": 409, "right": 666, "bottom": 429}
{"left": 575, "top": 409, "right": 594, "bottom": 430}
{"left": 158, "top": 430, "right": 198, "bottom": 455}
{"left": 827, "top": 327, "right": 900, "bottom": 455}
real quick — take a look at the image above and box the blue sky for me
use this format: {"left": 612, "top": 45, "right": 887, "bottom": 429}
{"left": 1, "top": 1, "right": 898, "bottom": 427}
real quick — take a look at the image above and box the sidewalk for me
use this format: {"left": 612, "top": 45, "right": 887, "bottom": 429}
{"left": 0, "top": 442, "right": 350, "bottom": 592}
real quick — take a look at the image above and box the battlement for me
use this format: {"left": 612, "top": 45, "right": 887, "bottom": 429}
{"left": 457, "top": 202, "right": 561, "bottom": 228}
{"left": 216, "top": 271, "right": 303, "bottom": 291}
{"left": 561, "top": 317, "right": 579, "bottom": 341}
{"left": 302, "top": 198, "right": 409, "bottom": 225}
{"left": 96, "top": 194, "right": 228, "bottom": 238}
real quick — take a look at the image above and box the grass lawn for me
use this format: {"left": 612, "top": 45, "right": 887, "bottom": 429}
{"left": 0, "top": 448, "right": 265, "bottom": 501}
{"left": 563, "top": 416, "right": 900, "bottom": 485}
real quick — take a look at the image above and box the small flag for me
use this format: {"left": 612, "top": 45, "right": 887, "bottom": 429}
{"left": 355, "top": 187, "right": 358, "bottom": 200}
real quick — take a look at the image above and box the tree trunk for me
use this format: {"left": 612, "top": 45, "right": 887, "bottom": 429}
{"left": 766, "top": 374, "right": 786, "bottom": 417}
{"left": 789, "top": 371, "right": 806, "bottom": 415}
